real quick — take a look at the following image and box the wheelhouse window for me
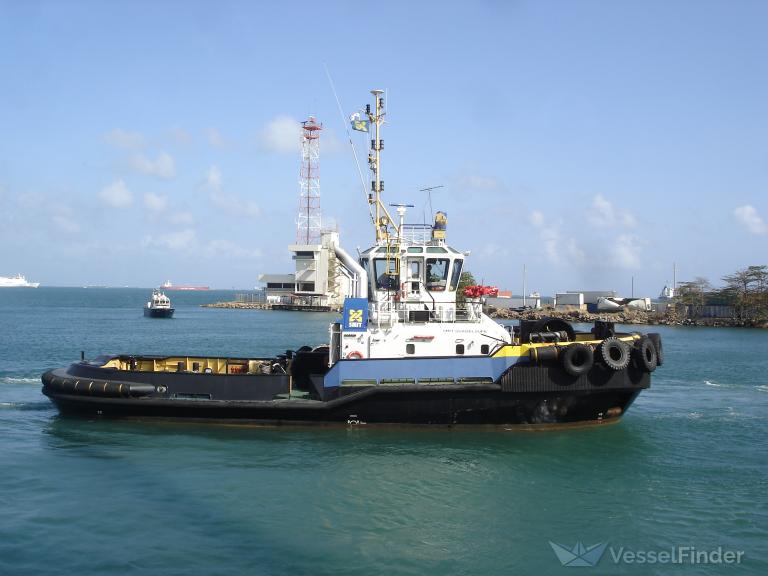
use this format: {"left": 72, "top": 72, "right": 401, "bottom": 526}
{"left": 374, "top": 258, "right": 398, "bottom": 290}
{"left": 449, "top": 259, "right": 463, "bottom": 291}
{"left": 425, "top": 258, "right": 449, "bottom": 291}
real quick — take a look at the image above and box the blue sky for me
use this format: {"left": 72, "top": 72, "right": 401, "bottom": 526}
{"left": 1, "top": 0, "right": 766, "bottom": 294}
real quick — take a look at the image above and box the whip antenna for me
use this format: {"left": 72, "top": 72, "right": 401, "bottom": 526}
{"left": 323, "top": 64, "right": 374, "bottom": 225}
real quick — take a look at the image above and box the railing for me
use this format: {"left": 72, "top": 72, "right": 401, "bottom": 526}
{"left": 369, "top": 300, "right": 483, "bottom": 326}
{"left": 399, "top": 224, "right": 434, "bottom": 245}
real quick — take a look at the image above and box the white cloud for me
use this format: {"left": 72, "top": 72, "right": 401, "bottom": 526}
{"left": 99, "top": 180, "right": 133, "bottom": 208}
{"left": 104, "top": 129, "right": 144, "bottom": 149}
{"left": 528, "top": 210, "right": 584, "bottom": 266}
{"left": 52, "top": 208, "right": 80, "bottom": 233}
{"left": 320, "top": 128, "right": 344, "bottom": 154}
{"left": 170, "top": 211, "right": 196, "bottom": 226}
{"left": 206, "top": 165, "right": 222, "bottom": 191}
{"left": 203, "top": 239, "right": 262, "bottom": 259}
{"left": 588, "top": 194, "right": 636, "bottom": 228}
{"left": 131, "top": 151, "right": 175, "bottom": 180}
{"left": 143, "top": 192, "right": 168, "bottom": 213}
{"left": 458, "top": 175, "right": 501, "bottom": 191}
{"left": 529, "top": 210, "right": 545, "bottom": 228}
{"left": 734, "top": 205, "right": 768, "bottom": 235}
{"left": 204, "top": 165, "right": 260, "bottom": 218}
{"left": 167, "top": 127, "right": 192, "bottom": 145}
{"left": 611, "top": 234, "right": 642, "bottom": 269}
{"left": 206, "top": 128, "right": 226, "bottom": 149}
{"left": 143, "top": 229, "right": 196, "bottom": 251}
{"left": 259, "top": 115, "right": 301, "bottom": 153}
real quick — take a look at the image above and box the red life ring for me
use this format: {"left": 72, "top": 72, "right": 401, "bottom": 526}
{"left": 346, "top": 351, "right": 364, "bottom": 360}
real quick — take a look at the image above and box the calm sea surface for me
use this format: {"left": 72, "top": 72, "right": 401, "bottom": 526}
{"left": 1, "top": 287, "right": 767, "bottom": 575}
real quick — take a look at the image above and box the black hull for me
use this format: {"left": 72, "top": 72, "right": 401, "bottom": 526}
{"left": 144, "top": 307, "right": 174, "bottom": 318}
{"left": 41, "top": 363, "right": 648, "bottom": 426}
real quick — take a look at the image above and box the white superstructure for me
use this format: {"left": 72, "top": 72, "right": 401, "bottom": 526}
{"left": 329, "top": 90, "right": 511, "bottom": 363}
{"left": 146, "top": 290, "right": 172, "bottom": 310}
{"left": 0, "top": 274, "right": 40, "bottom": 288}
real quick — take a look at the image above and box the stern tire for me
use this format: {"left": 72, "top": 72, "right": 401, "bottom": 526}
{"left": 598, "top": 337, "right": 630, "bottom": 371}
{"left": 632, "top": 337, "right": 658, "bottom": 372}
{"left": 647, "top": 333, "right": 663, "bottom": 366}
{"left": 560, "top": 343, "right": 594, "bottom": 377}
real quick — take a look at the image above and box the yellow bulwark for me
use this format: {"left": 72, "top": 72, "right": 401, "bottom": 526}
{"left": 491, "top": 334, "right": 641, "bottom": 358}
{"left": 98, "top": 356, "right": 272, "bottom": 375}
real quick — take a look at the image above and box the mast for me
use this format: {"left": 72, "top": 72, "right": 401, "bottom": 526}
{"left": 366, "top": 89, "right": 396, "bottom": 243}
{"left": 523, "top": 264, "right": 527, "bottom": 308}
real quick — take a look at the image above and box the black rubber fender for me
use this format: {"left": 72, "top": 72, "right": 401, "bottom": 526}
{"left": 530, "top": 317, "right": 575, "bottom": 342}
{"left": 632, "top": 337, "right": 658, "bottom": 373}
{"left": 560, "top": 343, "right": 594, "bottom": 377}
{"left": 529, "top": 346, "right": 559, "bottom": 364}
{"left": 598, "top": 337, "right": 630, "bottom": 371}
{"left": 647, "top": 333, "right": 663, "bottom": 366}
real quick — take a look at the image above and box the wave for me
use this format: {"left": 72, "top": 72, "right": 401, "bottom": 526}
{"left": 0, "top": 401, "right": 51, "bottom": 411}
{"left": 0, "top": 377, "right": 40, "bottom": 385}
{"left": 704, "top": 380, "right": 722, "bottom": 387}
{"left": 756, "top": 385, "right": 768, "bottom": 393}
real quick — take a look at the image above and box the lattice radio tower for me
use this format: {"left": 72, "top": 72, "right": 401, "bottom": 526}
{"left": 296, "top": 116, "right": 322, "bottom": 244}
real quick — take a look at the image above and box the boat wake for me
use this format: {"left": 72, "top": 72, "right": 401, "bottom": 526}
{"left": 704, "top": 380, "right": 731, "bottom": 388}
{"left": 0, "top": 401, "right": 51, "bottom": 411}
{"left": 1, "top": 377, "right": 40, "bottom": 385}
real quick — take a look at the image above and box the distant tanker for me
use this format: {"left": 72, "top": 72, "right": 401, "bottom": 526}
{"left": 161, "top": 280, "right": 210, "bottom": 291}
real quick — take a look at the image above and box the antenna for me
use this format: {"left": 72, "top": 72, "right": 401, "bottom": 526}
{"left": 366, "top": 89, "right": 396, "bottom": 243}
{"left": 419, "top": 185, "right": 444, "bottom": 223}
{"left": 296, "top": 116, "right": 322, "bottom": 244}
{"left": 323, "top": 64, "right": 374, "bottom": 226}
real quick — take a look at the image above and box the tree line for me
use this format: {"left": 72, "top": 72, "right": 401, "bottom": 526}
{"left": 677, "top": 265, "right": 768, "bottom": 320}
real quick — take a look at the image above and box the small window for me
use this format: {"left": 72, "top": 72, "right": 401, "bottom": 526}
{"left": 374, "top": 258, "right": 399, "bottom": 290}
{"left": 426, "top": 258, "right": 450, "bottom": 291}
{"left": 426, "top": 247, "right": 448, "bottom": 253}
{"left": 449, "top": 259, "right": 463, "bottom": 291}
{"left": 406, "top": 344, "right": 415, "bottom": 355}
{"left": 409, "top": 259, "right": 421, "bottom": 279}
{"left": 481, "top": 344, "right": 490, "bottom": 355}
{"left": 456, "top": 344, "right": 465, "bottom": 355}
{"left": 407, "top": 247, "right": 423, "bottom": 253}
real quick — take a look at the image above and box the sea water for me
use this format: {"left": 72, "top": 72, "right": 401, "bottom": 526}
{"left": 1, "top": 287, "right": 766, "bottom": 575}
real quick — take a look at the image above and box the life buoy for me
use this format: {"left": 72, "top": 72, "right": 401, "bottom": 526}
{"left": 647, "top": 333, "right": 663, "bottom": 366}
{"left": 560, "top": 343, "right": 594, "bottom": 377}
{"left": 346, "top": 351, "right": 364, "bottom": 360}
{"left": 632, "top": 337, "right": 658, "bottom": 372}
{"left": 598, "top": 337, "right": 630, "bottom": 371}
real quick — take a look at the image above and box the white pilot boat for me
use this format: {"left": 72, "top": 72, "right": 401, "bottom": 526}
{"left": 144, "top": 289, "right": 174, "bottom": 318}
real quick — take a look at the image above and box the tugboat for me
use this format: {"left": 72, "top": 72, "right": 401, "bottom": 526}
{"left": 41, "top": 89, "right": 662, "bottom": 426}
{"left": 144, "top": 289, "right": 174, "bottom": 318}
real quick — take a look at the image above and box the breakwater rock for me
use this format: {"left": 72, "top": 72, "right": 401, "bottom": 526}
{"left": 201, "top": 302, "right": 272, "bottom": 310}
{"left": 486, "top": 305, "right": 768, "bottom": 328}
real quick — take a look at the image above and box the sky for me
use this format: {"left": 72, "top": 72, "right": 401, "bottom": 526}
{"left": 1, "top": 0, "right": 767, "bottom": 295}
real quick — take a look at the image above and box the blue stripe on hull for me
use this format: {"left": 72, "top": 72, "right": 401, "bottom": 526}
{"left": 324, "top": 356, "right": 521, "bottom": 388}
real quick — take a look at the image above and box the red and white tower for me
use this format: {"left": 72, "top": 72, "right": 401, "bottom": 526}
{"left": 296, "top": 116, "right": 322, "bottom": 244}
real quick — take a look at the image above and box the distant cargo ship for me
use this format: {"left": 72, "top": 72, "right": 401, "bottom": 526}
{"left": 0, "top": 274, "right": 40, "bottom": 288}
{"left": 161, "top": 280, "right": 209, "bottom": 291}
